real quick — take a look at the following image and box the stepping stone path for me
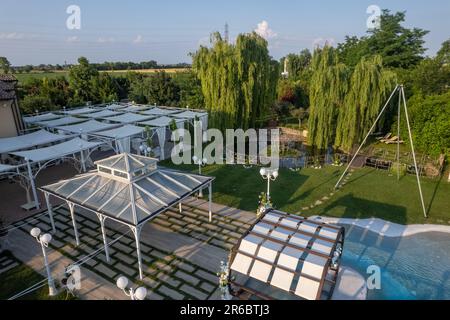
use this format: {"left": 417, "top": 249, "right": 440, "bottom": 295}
{"left": 7, "top": 199, "right": 257, "bottom": 300}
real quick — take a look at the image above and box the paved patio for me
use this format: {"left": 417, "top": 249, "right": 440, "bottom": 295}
{"left": 4, "top": 197, "right": 257, "bottom": 300}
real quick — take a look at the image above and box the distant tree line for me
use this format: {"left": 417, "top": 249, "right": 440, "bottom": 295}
{"left": 4, "top": 60, "right": 190, "bottom": 74}
{"left": 17, "top": 57, "right": 202, "bottom": 114}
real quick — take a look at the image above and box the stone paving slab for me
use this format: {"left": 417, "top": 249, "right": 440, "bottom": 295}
{"left": 5, "top": 198, "right": 258, "bottom": 300}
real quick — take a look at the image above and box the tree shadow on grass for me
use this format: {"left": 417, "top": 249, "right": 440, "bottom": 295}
{"left": 319, "top": 193, "right": 408, "bottom": 225}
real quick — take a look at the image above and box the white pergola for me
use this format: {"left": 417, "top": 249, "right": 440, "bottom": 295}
{"left": 138, "top": 116, "right": 187, "bottom": 160}
{"left": 55, "top": 119, "right": 119, "bottom": 135}
{"left": 171, "top": 110, "right": 208, "bottom": 131}
{"left": 104, "top": 113, "right": 155, "bottom": 125}
{"left": 91, "top": 124, "right": 145, "bottom": 153}
{"left": 64, "top": 107, "right": 100, "bottom": 115}
{"left": 80, "top": 109, "right": 124, "bottom": 119}
{"left": 120, "top": 105, "right": 151, "bottom": 113}
{"left": 140, "top": 107, "right": 183, "bottom": 116}
{"left": 0, "top": 129, "right": 71, "bottom": 154}
{"left": 105, "top": 103, "right": 127, "bottom": 110}
{"left": 23, "top": 112, "right": 62, "bottom": 125}
{"left": 37, "top": 116, "right": 87, "bottom": 128}
{"left": 40, "top": 153, "right": 214, "bottom": 279}
{"left": 9, "top": 138, "right": 103, "bottom": 209}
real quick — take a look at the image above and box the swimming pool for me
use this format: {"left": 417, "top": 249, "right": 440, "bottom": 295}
{"left": 341, "top": 224, "right": 450, "bottom": 300}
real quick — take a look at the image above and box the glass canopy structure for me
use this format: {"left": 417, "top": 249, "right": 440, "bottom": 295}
{"left": 40, "top": 153, "right": 214, "bottom": 279}
{"left": 228, "top": 210, "right": 345, "bottom": 300}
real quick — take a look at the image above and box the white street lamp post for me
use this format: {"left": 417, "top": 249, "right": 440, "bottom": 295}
{"left": 192, "top": 155, "right": 207, "bottom": 197}
{"left": 30, "top": 227, "right": 57, "bottom": 296}
{"left": 116, "top": 276, "right": 147, "bottom": 300}
{"left": 259, "top": 168, "right": 279, "bottom": 201}
{"left": 139, "top": 144, "right": 152, "bottom": 157}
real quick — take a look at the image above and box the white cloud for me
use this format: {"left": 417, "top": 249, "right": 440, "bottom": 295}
{"left": 0, "top": 32, "right": 25, "bottom": 40}
{"left": 312, "top": 37, "right": 336, "bottom": 49}
{"left": 254, "top": 20, "right": 277, "bottom": 39}
{"left": 133, "top": 35, "right": 143, "bottom": 44}
{"left": 97, "top": 37, "right": 115, "bottom": 43}
{"left": 66, "top": 36, "right": 79, "bottom": 43}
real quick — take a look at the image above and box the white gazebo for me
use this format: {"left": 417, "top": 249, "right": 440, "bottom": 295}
{"left": 40, "top": 153, "right": 214, "bottom": 279}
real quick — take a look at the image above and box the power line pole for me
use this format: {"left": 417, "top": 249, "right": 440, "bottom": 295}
{"left": 224, "top": 23, "right": 229, "bottom": 43}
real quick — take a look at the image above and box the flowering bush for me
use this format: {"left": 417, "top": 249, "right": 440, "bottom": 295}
{"left": 257, "top": 192, "right": 273, "bottom": 217}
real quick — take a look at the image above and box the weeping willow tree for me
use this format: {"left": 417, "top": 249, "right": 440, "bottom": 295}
{"left": 308, "top": 46, "right": 350, "bottom": 151}
{"left": 192, "top": 32, "right": 279, "bottom": 131}
{"left": 335, "top": 55, "right": 397, "bottom": 152}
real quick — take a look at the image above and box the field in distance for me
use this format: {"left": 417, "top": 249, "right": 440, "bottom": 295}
{"left": 14, "top": 68, "right": 190, "bottom": 82}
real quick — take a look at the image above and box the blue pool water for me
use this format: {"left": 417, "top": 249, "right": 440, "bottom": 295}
{"left": 341, "top": 224, "right": 450, "bottom": 300}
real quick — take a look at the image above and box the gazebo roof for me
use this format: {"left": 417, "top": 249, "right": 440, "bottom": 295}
{"left": 40, "top": 153, "right": 213, "bottom": 226}
{"left": 228, "top": 209, "right": 345, "bottom": 300}
{"left": 95, "top": 153, "right": 158, "bottom": 175}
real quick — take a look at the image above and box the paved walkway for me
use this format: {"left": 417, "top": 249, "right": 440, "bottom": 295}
{"left": 4, "top": 198, "right": 365, "bottom": 300}
{"left": 5, "top": 198, "right": 257, "bottom": 300}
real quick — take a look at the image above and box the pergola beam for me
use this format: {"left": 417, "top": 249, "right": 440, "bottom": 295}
{"left": 68, "top": 201, "right": 80, "bottom": 246}
{"left": 97, "top": 213, "right": 110, "bottom": 263}
{"left": 44, "top": 192, "right": 56, "bottom": 233}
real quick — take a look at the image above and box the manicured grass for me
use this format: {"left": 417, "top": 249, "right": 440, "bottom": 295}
{"left": 0, "top": 251, "right": 74, "bottom": 300}
{"left": 161, "top": 161, "right": 450, "bottom": 225}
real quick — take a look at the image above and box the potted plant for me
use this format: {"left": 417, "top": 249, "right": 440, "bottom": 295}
{"left": 257, "top": 192, "right": 273, "bottom": 218}
{"left": 331, "top": 154, "right": 343, "bottom": 167}
{"left": 312, "top": 157, "right": 322, "bottom": 169}
{"left": 243, "top": 155, "right": 252, "bottom": 169}
{"left": 217, "top": 261, "right": 233, "bottom": 300}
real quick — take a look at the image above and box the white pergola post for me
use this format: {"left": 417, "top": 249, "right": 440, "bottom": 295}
{"left": 80, "top": 150, "right": 86, "bottom": 172}
{"left": 97, "top": 214, "right": 110, "bottom": 263}
{"left": 44, "top": 192, "right": 56, "bottom": 233}
{"left": 26, "top": 159, "right": 40, "bottom": 210}
{"left": 208, "top": 183, "right": 212, "bottom": 222}
{"left": 68, "top": 202, "right": 80, "bottom": 246}
{"left": 132, "top": 226, "right": 144, "bottom": 280}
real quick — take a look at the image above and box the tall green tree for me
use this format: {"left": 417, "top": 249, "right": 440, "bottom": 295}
{"left": 283, "top": 49, "right": 312, "bottom": 81}
{"left": 68, "top": 57, "right": 99, "bottom": 102}
{"left": 192, "top": 32, "right": 279, "bottom": 131}
{"left": 403, "top": 92, "right": 450, "bottom": 156}
{"left": 129, "top": 71, "right": 180, "bottom": 106}
{"left": 0, "top": 57, "right": 11, "bottom": 74}
{"left": 335, "top": 55, "right": 397, "bottom": 152}
{"left": 173, "top": 71, "right": 204, "bottom": 109}
{"left": 308, "top": 46, "right": 349, "bottom": 150}
{"left": 337, "top": 10, "right": 428, "bottom": 69}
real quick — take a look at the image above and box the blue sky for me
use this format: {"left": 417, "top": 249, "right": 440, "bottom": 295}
{"left": 1, "top": 0, "right": 449, "bottom": 65}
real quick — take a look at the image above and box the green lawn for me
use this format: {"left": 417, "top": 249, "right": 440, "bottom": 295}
{"left": 0, "top": 251, "right": 74, "bottom": 300}
{"left": 161, "top": 161, "right": 450, "bottom": 225}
